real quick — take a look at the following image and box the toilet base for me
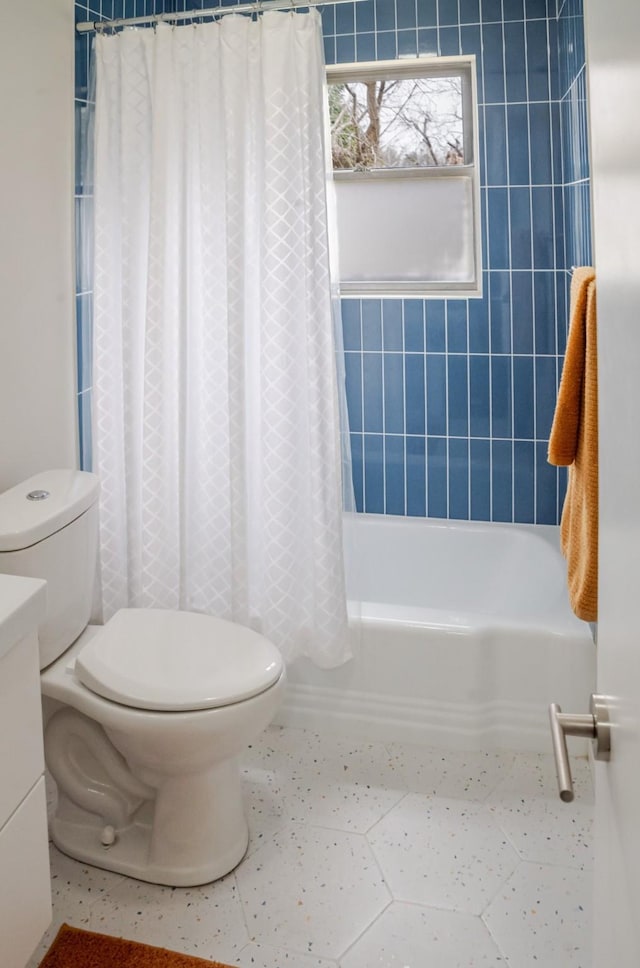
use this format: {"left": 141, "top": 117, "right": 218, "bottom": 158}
{"left": 50, "top": 813, "right": 249, "bottom": 886}
{"left": 49, "top": 754, "right": 251, "bottom": 887}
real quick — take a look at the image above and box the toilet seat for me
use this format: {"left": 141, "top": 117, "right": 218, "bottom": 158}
{"left": 74, "top": 608, "right": 283, "bottom": 712}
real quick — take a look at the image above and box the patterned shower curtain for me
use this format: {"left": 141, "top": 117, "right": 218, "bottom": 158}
{"left": 92, "top": 12, "right": 351, "bottom": 667}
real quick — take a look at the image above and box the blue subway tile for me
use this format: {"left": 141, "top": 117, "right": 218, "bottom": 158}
{"left": 335, "top": 1, "right": 355, "bottom": 34}
{"left": 482, "top": 23, "right": 506, "bottom": 103}
{"left": 536, "top": 441, "right": 558, "bottom": 524}
{"left": 481, "top": 0, "right": 503, "bottom": 22}
{"left": 504, "top": 20, "right": 527, "bottom": 102}
{"left": 449, "top": 438, "right": 470, "bottom": 519}
{"left": 375, "top": 0, "right": 395, "bottom": 30}
{"left": 460, "top": 25, "right": 484, "bottom": 100}
{"left": 489, "top": 271, "right": 512, "bottom": 353}
{"left": 385, "top": 435, "right": 406, "bottom": 515}
{"left": 491, "top": 355, "right": 513, "bottom": 438}
{"left": 323, "top": 34, "right": 336, "bottom": 65}
{"left": 417, "top": 0, "right": 438, "bottom": 28}
{"left": 384, "top": 354, "right": 405, "bottom": 434}
{"left": 447, "top": 301, "right": 468, "bottom": 353}
{"left": 383, "top": 300, "right": 403, "bottom": 351}
{"left": 341, "top": 300, "right": 361, "bottom": 350}
{"left": 76, "top": 294, "right": 93, "bottom": 393}
{"left": 534, "top": 271, "right": 556, "bottom": 354}
{"left": 336, "top": 34, "right": 356, "bottom": 62}
{"left": 470, "top": 438, "right": 491, "bottom": 519}
{"left": 469, "top": 354, "right": 491, "bottom": 437}
{"left": 513, "top": 440, "right": 535, "bottom": 522}
{"left": 362, "top": 353, "right": 384, "bottom": 432}
{"left": 344, "top": 353, "right": 363, "bottom": 432}
{"left": 426, "top": 355, "right": 447, "bottom": 436}
{"left": 355, "top": 0, "right": 375, "bottom": 32}
{"left": 427, "top": 437, "right": 448, "bottom": 518}
{"left": 364, "top": 434, "right": 385, "bottom": 514}
{"left": 526, "top": 0, "right": 548, "bottom": 18}
{"left": 507, "top": 103, "right": 531, "bottom": 186}
{"left": 459, "top": 0, "right": 480, "bottom": 23}
{"left": 376, "top": 29, "right": 397, "bottom": 59}
{"left": 439, "top": 26, "right": 461, "bottom": 56}
{"left": 492, "top": 439, "right": 513, "bottom": 522}
{"left": 485, "top": 105, "right": 508, "bottom": 185}
{"left": 535, "top": 355, "right": 558, "bottom": 440}
{"left": 426, "top": 301, "right": 446, "bottom": 352}
{"left": 526, "top": 18, "right": 549, "bottom": 102}
{"left": 468, "top": 285, "right": 490, "bottom": 353}
{"left": 513, "top": 355, "right": 534, "bottom": 438}
{"left": 488, "top": 189, "right": 510, "bottom": 269}
{"left": 397, "top": 0, "right": 418, "bottom": 28}
{"left": 405, "top": 355, "right": 426, "bottom": 435}
{"left": 503, "top": 0, "right": 524, "bottom": 20}
{"left": 397, "top": 29, "right": 419, "bottom": 56}
{"left": 362, "top": 299, "right": 382, "bottom": 350}
{"left": 418, "top": 26, "right": 439, "bottom": 54}
{"left": 406, "top": 436, "right": 427, "bottom": 516}
{"left": 509, "top": 189, "right": 532, "bottom": 269}
{"left": 439, "top": 0, "right": 459, "bottom": 26}
{"left": 511, "top": 272, "right": 534, "bottom": 353}
{"left": 355, "top": 32, "right": 375, "bottom": 62}
{"left": 448, "top": 355, "right": 469, "bottom": 437}
{"left": 531, "top": 186, "right": 555, "bottom": 269}
{"left": 350, "top": 433, "right": 364, "bottom": 511}
{"left": 78, "top": 390, "right": 93, "bottom": 472}
{"left": 404, "top": 300, "right": 425, "bottom": 352}
{"left": 529, "top": 102, "right": 552, "bottom": 184}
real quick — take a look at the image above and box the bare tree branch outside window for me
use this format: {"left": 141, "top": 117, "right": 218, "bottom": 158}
{"left": 329, "top": 76, "right": 464, "bottom": 170}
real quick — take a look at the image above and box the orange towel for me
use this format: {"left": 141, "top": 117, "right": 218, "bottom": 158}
{"left": 548, "top": 267, "right": 598, "bottom": 622}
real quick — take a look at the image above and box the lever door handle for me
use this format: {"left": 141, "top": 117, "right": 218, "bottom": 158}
{"left": 548, "top": 694, "right": 611, "bottom": 802}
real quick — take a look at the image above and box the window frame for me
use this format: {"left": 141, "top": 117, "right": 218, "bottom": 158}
{"left": 326, "top": 56, "right": 482, "bottom": 299}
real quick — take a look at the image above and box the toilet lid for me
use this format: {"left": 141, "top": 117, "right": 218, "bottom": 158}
{"left": 74, "top": 609, "right": 283, "bottom": 711}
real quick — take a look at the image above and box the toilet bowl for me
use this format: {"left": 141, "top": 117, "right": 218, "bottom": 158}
{"left": 0, "top": 470, "right": 285, "bottom": 886}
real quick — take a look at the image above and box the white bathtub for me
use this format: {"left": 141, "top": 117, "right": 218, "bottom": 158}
{"left": 276, "top": 513, "right": 596, "bottom": 752}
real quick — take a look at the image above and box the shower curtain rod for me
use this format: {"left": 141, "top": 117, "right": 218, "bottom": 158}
{"left": 76, "top": 0, "right": 364, "bottom": 34}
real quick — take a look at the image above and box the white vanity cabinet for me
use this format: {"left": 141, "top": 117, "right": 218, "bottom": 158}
{"left": 0, "top": 575, "right": 51, "bottom": 968}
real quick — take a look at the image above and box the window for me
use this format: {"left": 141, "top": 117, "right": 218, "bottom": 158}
{"left": 327, "top": 57, "right": 481, "bottom": 297}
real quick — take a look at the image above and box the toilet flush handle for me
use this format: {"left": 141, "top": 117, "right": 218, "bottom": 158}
{"left": 548, "top": 694, "right": 611, "bottom": 802}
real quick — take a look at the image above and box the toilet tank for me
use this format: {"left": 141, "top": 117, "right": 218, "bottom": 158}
{"left": 0, "top": 470, "right": 100, "bottom": 669}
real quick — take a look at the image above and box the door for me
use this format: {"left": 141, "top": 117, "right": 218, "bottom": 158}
{"left": 584, "top": 1, "right": 640, "bottom": 963}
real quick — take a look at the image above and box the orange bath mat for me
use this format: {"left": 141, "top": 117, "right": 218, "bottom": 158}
{"left": 38, "top": 923, "right": 235, "bottom": 968}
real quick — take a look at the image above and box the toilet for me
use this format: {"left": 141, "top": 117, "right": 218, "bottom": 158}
{"left": 0, "top": 469, "right": 285, "bottom": 887}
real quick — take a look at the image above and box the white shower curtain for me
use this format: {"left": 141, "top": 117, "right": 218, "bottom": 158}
{"left": 92, "top": 12, "right": 351, "bottom": 667}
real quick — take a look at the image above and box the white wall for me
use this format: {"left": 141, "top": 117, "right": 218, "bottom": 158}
{"left": 0, "top": 0, "right": 77, "bottom": 491}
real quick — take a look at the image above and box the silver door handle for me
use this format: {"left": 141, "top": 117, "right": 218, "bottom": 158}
{"left": 548, "top": 694, "right": 611, "bottom": 802}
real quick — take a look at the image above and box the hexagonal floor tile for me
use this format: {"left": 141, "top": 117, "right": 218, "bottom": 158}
{"left": 483, "top": 861, "right": 593, "bottom": 967}
{"left": 386, "top": 743, "right": 515, "bottom": 801}
{"left": 485, "top": 753, "right": 594, "bottom": 869}
{"left": 235, "top": 822, "right": 390, "bottom": 959}
{"left": 234, "top": 941, "right": 337, "bottom": 967}
{"left": 367, "top": 794, "right": 519, "bottom": 915}
{"left": 340, "top": 901, "right": 507, "bottom": 967}
{"left": 242, "top": 727, "right": 407, "bottom": 834}
{"left": 83, "top": 870, "right": 249, "bottom": 964}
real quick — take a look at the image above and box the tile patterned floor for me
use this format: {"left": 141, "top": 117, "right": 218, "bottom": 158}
{"left": 28, "top": 726, "right": 593, "bottom": 968}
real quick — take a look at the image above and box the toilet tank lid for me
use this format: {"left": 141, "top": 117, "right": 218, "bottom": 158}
{"left": 0, "top": 470, "right": 99, "bottom": 552}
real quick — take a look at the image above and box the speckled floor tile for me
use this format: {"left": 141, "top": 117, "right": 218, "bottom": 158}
{"left": 235, "top": 821, "right": 390, "bottom": 959}
{"left": 367, "top": 794, "right": 520, "bottom": 915}
{"left": 83, "top": 871, "right": 249, "bottom": 963}
{"left": 234, "top": 942, "right": 338, "bottom": 967}
{"left": 386, "top": 744, "right": 516, "bottom": 801}
{"left": 243, "top": 727, "right": 407, "bottom": 834}
{"left": 483, "top": 861, "right": 592, "bottom": 967}
{"left": 27, "top": 728, "right": 594, "bottom": 968}
{"left": 485, "top": 754, "right": 594, "bottom": 870}
{"left": 339, "top": 901, "right": 507, "bottom": 967}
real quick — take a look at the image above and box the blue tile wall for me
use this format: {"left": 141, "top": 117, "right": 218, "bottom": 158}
{"left": 74, "top": 0, "right": 591, "bottom": 528}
